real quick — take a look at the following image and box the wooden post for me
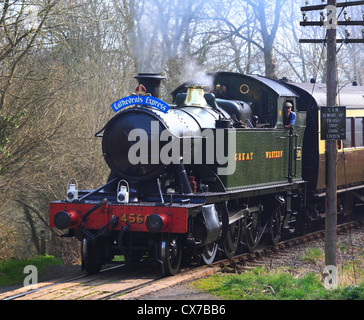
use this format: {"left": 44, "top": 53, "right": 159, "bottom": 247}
{"left": 325, "top": 0, "right": 337, "bottom": 267}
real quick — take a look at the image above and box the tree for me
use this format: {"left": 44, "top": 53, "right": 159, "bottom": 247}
{"left": 0, "top": 0, "right": 117, "bottom": 259}
{"left": 206, "top": 0, "right": 285, "bottom": 79}
{"left": 0, "top": 1, "right": 62, "bottom": 173}
{"left": 245, "top": 0, "right": 284, "bottom": 79}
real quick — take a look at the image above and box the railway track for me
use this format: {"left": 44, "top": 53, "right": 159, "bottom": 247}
{"left": 0, "top": 263, "right": 163, "bottom": 300}
{"left": 1, "top": 218, "right": 362, "bottom": 300}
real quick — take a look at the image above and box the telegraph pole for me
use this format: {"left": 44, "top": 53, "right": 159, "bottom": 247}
{"left": 325, "top": 0, "right": 337, "bottom": 267}
{"left": 300, "top": 1, "right": 364, "bottom": 271}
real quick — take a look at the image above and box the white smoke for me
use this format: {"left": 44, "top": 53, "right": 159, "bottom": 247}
{"left": 175, "top": 57, "right": 215, "bottom": 90}
{"left": 129, "top": 1, "right": 209, "bottom": 77}
{"left": 188, "top": 69, "right": 214, "bottom": 88}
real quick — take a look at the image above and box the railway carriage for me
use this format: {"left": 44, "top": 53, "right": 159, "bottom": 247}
{"left": 49, "top": 72, "right": 364, "bottom": 275}
{"left": 285, "top": 81, "right": 364, "bottom": 220}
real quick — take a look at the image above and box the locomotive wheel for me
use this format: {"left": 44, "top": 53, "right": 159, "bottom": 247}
{"left": 81, "top": 238, "right": 102, "bottom": 274}
{"left": 269, "top": 207, "right": 282, "bottom": 245}
{"left": 159, "top": 233, "right": 182, "bottom": 276}
{"left": 200, "top": 242, "right": 218, "bottom": 265}
{"left": 221, "top": 219, "right": 241, "bottom": 258}
{"left": 244, "top": 207, "right": 263, "bottom": 252}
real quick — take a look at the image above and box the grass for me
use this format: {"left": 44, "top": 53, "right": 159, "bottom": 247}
{"left": 300, "top": 248, "right": 324, "bottom": 265}
{"left": 191, "top": 266, "right": 364, "bottom": 300}
{"left": 192, "top": 243, "right": 364, "bottom": 300}
{"left": 298, "top": 245, "right": 364, "bottom": 288}
{"left": 0, "top": 255, "right": 62, "bottom": 287}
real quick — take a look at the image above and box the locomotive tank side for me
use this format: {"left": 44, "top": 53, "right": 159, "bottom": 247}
{"left": 173, "top": 72, "right": 306, "bottom": 190}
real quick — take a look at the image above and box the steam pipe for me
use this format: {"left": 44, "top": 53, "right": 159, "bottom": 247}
{"left": 175, "top": 157, "right": 193, "bottom": 194}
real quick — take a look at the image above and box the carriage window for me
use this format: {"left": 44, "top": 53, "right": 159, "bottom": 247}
{"left": 343, "top": 118, "right": 352, "bottom": 148}
{"left": 355, "top": 117, "right": 363, "bottom": 147}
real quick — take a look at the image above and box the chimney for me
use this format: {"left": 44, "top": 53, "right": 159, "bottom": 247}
{"left": 134, "top": 73, "right": 165, "bottom": 98}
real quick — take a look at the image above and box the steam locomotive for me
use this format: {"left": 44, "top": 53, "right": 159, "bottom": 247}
{"left": 50, "top": 72, "right": 364, "bottom": 275}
